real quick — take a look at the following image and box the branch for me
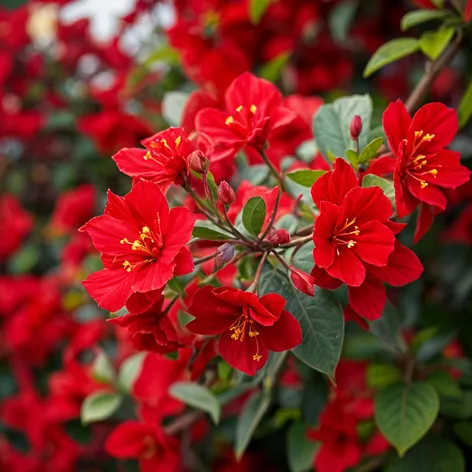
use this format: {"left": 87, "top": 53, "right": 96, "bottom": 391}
{"left": 259, "top": 149, "right": 285, "bottom": 190}
{"left": 405, "top": 34, "right": 462, "bottom": 114}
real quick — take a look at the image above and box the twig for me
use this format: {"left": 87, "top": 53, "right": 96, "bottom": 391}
{"left": 259, "top": 149, "right": 284, "bottom": 190}
{"left": 404, "top": 34, "right": 462, "bottom": 114}
{"left": 252, "top": 252, "right": 269, "bottom": 294}
{"left": 223, "top": 207, "right": 257, "bottom": 248}
{"left": 164, "top": 411, "right": 203, "bottom": 435}
{"left": 353, "top": 456, "right": 386, "bottom": 472}
{"left": 194, "top": 252, "right": 218, "bottom": 265}
{"left": 280, "top": 235, "right": 313, "bottom": 249}
{"left": 259, "top": 189, "right": 281, "bottom": 242}
{"left": 271, "top": 250, "right": 291, "bottom": 270}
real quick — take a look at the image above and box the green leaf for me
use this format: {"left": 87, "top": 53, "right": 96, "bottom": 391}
{"left": 401, "top": 9, "right": 450, "bottom": 31}
{"left": 411, "top": 326, "right": 439, "bottom": 353}
{"left": 367, "top": 364, "right": 402, "bottom": 390}
{"left": 8, "top": 244, "right": 40, "bottom": 274}
{"left": 453, "top": 421, "right": 472, "bottom": 447}
{"left": 287, "top": 422, "right": 319, "bottom": 472}
{"left": 92, "top": 352, "right": 115, "bottom": 384}
{"left": 362, "top": 174, "right": 395, "bottom": 207}
{"left": 386, "top": 436, "right": 465, "bottom": 472}
{"left": 242, "top": 196, "right": 266, "bottom": 236}
{"left": 427, "top": 370, "right": 463, "bottom": 399}
{"left": 118, "top": 352, "right": 146, "bottom": 392}
{"left": 363, "top": 38, "right": 420, "bottom": 78}
{"left": 143, "top": 45, "right": 180, "bottom": 67}
{"left": 239, "top": 164, "right": 270, "bottom": 185}
{"left": 440, "top": 390, "right": 472, "bottom": 419}
{"left": 286, "top": 170, "right": 326, "bottom": 187}
{"left": 375, "top": 382, "right": 439, "bottom": 456}
{"left": 260, "top": 266, "right": 344, "bottom": 381}
{"left": 249, "top": 0, "right": 271, "bottom": 24}
{"left": 192, "top": 220, "right": 233, "bottom": 240}
{"left": 291, "top": 241, "right": 315, "bottom": 274}
{"left": 301, "top": 376, "right": 329, "bottom": 426}
{"left": 458, "top": 79, "right": 472, "bottom": 128}
{"left": 259, "top": 52, "right": 290, "bottom": 82}
{"left": 169, "top": 382, "right": 221, "bottom": 424}
{"left": 81, "top": 392, "right": 122, "bottom": 424}
{"left": 162, "top": 91, "right": 189, "bottom": 126}
{"left": 235, "top": 391, "right": 271, "bottom": 459}
{"left": 313, "top": 94, "right": 373, "bottom": 161}
{"left": 345, "top": 149, "right": 359, "bottom": 166}
{"left": 328, "top": 0, "right": 358, "bottom": 44}
{"left": 419, "top": 27, "right": 455, "bottom": 60}
{"left": 358, "top": 137, "right": 384, "bottom": 164}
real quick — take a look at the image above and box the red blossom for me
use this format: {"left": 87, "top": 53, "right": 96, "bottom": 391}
{"left": 186, "top": 286, "right": 301, "bottom": 375}
{"left": 80, "top": 180, "right": 195, "bottom": 312}
{"left": 383, "top": 100, "right": 470, "bottom": 242}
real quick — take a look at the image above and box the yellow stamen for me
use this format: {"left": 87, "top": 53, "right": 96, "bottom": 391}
{"left": 420, "top": 181, "right": 428, "bottom": 189}
{"left": 250, "top": 104, "right": 257, "bottom": 114}
{"left": 144, "top": 151, "right": 152, "bottom": 160}
{"left": 347, "top": 240, "right": 356, "bottom": 248}
{"left": 253, "top": 354, "right": 262, "bottom": 361}
{"left": 225, "top": 116, "right": 234, "bottom": 125}
{"left": 428, "top": 169, "right": 438, "bottom": 176}
{"left": 123, "top": 261, "right": 133, "bottom": 272}
{"left": 236, "top": 105, "right": 243, "bottom": 112}
{"left": 174, "top": 136, "right": 181, "bottom": 147}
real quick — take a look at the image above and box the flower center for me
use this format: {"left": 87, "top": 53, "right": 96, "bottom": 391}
{"left": 405, "top": 130, "right": 439, "bottom": 189}
{"left": 229, "top": 305, "right": 262, "bottom": 361}
{"left": 332, "top": 218, "right": 360, "bottom": 253}
{"left": 143, "top": 136, "right": 182, "bottom": 162}
{"left": 225, "top": 104, "right": 259, "bottom": 138}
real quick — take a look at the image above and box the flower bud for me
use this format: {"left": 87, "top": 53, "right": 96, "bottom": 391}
{"left": 188, "top": 150, "right": 209, "bottom": 174}
{"left": 267, "top": 228, "right": 290, "bottom": 245}
{"left": 215, "top": 243, "right": 235, "bottom": 270}
{"left": 217, "top": 181, "right": 235, "bottom": 205}
{"left": 290, "top": 266, "right": 315, "bottom": 297}
{"left": 349, "top": 115, "right": 363, "bottom": 141}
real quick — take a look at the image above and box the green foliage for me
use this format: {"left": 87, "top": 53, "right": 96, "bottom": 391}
{"left": 249, "top": 0, "right": 271, "bottom": 24}
{"left": 358, "top": 136, "right": 384, "bottom": 164}
{"left": 285, "top": 170, "right": 326, "bottom": 187}
{"left": 419, "top": 27, "right": 455, "bottom": 60}
{"left": 401, "top": 9, "right": 450, "bottom": 31}
{"left": 362, "top": 174, "right": 395, "bottom": 208}
{"left": 91, "top": 352, "right": 115, "bottom": 385}
{"left": 366, "top": 364, "right": 402, "bottom": 390}
{"left": 458, "top": 79, "right": 472, "bottom": 128}
{"left": 328, "top": 0, "right": 358, "bottom": 44}
{"left": 117, "top": 353, "right": 146, "bottom": 392}
{"left": 242, "top": 196, "right": 267, "bottom": 236}
{"left": 287, "top": 422, "right": 318, "bottom": 472}
{"left": 193, "top": 220, "right": 234, "bottom": 240}
{"left": 81, "top": 392, "right": 122, "bottom": 425}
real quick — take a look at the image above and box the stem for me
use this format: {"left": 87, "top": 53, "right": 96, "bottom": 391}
{"left": 184, "top": 183, "right": 219, "bottom": 224}
{"left": 194, "top": 252, "right": 218, "bottom": 265}
{"left": 163, "top": 295, "right": 179, "bottom": 315}
{"left": 404, "top": 358, "right": 415, "bottom": 387}
{"left": 259, "top": 149, "right": 284, "bottom": 190}
{"left": 293, "top": 224, "right": 314, "bottom": 236}
{"left": 280, "top": 234, "right": 312, "bottom": 249}
{"left": 259, "top": 189, "right": 281, "bottom": 242}
{"left": 353, "top": 456, "right": 386, "bottom": 472}
{"left": 164, "top": 411, "right": 203, "bottom": 435}
{"left": 271, "top": 249, "right": 291, "bottom": 270}
{"left": 405, "top": 34, "right": 462, "bottom": 114}
{"left": 223, "top": 207, "right": 257, "bottom": 248}
{"left": 252, "top": 252, "right": 269, "bottom": 295}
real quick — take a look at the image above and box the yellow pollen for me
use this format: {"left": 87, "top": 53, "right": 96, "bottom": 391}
{"left": 236, "top": 105, "right": 243, "bottom": 112}
{"left": 123, "top": 261, "right": 133, "bottom": 272}
{"left": 225, "top": 116, "right": 234, "bottom": 125}
{"left": 423, "top": 133, "right": 435, "bottom": 141}
{"left": 250, "top": 104, "right": 257, "bottom": 114}
{"left": 253, "top": 354, "right": 262, "bottom": 361}
{"left": 149, "top": 142, "right": 158, "bottom": 148}
{"left": 347, "top": 240, "right": 356, "bottom": 248}
{"left": 174, "top": 136, "right": 182, "bottom": 147}
{"left": 429, "top": 169, "right": 438, "bottom": 176}
{"left": 120, "top": 237, "right": 130, "bottom": 244}
{"left": 420, "top": 181, "right": 428, "bottom": 189}
{"left": 414, "top": 130, "right": 423, "bottom": 139}
{"left": 144, "top": 151, "right": 152, "bottom": 160}
{"left": 160, "top": 138, "right": 171, "bottom": 150}
{"left": 132, "top": 240, "right": 145, "bottom": 251}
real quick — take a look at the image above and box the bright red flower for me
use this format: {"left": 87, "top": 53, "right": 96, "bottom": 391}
{"left": 186, "top": 286, "right": 301, "bottom": 375}
{"left": 112, "top": 127, "right": 197, "bottom": 192}
{"left": 108, "top": 291, "right": 183, "bottom": 354}
{"left": 312, "top": 158, "right": 396, "bottom": 287}
{"left": 80, "top": 180, "right": 195, "bottom": 312}
{"left": 105, "top": 421, "right": 180, "bottom": 472}
{"left": 196, "top": 72, "right": 296, "bottom": 162}
{"left": 383, "top": 100, "right": 470, "bottom": 242}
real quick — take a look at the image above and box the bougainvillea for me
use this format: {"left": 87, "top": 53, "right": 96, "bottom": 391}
{"left": 2, "top": 1, "right": 472, "bottom": 471}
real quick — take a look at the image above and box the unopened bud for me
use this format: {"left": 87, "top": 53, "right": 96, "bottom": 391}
{"left": 290, "top": 266, "right": 315, "bottom": 297}
{"left": 267, "top": 228, "right": 290, "bottom": 245}
{"left": 215, "top": 243, "right": 235, "bottom": 270}
{"left": 217, "top": 181, "right": 235, "bottom": 205}
{"left": 188, "top": 150, "right": 209, "bottom": 174}
{"left": 349, "top": 115, "right": 363, "bottom": 141}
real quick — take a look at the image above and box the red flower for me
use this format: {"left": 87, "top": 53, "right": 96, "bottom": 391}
{"left": 112, "top": 127, "right": 197, "bottom": 192}
{"left": 108, "top": 291, "right": 183, "bottom": 354}
{"left": 383, "top": 101, "right": 470, "bottom": 242}
{"left": 312, "top": 158, "right": 396, "bottom": 287}
{"left": 311, "top": 159, "right": 423, "bottom": 320}
{"left": 80, "top": 180, "right": 195, "bottom": 312}
{"left": 186, "top": 286, "right": 301, "bottom": 375}
{"left": 196, "top": 72, "right": 296, "bottom": 162}
{"left": 105, "top": 421, "right": 180, "bottom": 472}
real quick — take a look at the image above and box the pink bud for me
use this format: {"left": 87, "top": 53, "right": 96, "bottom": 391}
{"left": 290, "top": 266, "right": 315, "bottom": 297}
{"left": 267, "top": 228, "right": 290, "bottom": 245}
{"left": 350, "top": 115, "right": 363, "bottom": 141}
{"left": 215, "top": 243, "right": 235, "bottom": 270}
{"left": 217, "top": 181, "right": 236, "bottom": 205}
{"left": 188, "top": 150, "right": 209, "bottom": 174}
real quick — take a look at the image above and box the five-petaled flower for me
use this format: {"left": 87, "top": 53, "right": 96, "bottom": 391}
{"left": 80, "top": 180, "right": 195, "bottom": 312}
{"left": 196, "top": 72, "right": 296, "bottom": 162}
{"left": 383, "top": 100, "right": 470, "bottom": 242}
{"left": 186, "top": 286, "right": 302, "bottom": 375}
{"left": 112, "top": 127, "right": 196, "bottom": 192}
{"left": 311, "top": 158, "right": 423, "bottom": 321}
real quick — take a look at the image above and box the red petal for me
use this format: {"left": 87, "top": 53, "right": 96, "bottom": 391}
{"left": 424, "top": 150, "right": 471, "bottom": 188}
{"left": 218, "top": 329, "right": 268, "bottom": 376}
{"left": 408, "top": 177, "right": 448, "bottom": 211}
{"left": 161, "top": 207, "right": 195, "bottom": 264}
{"left": 104, "top": 190, "right": 135, "bottom": 221}
{"left": 311, "top": 266, "right": 343, "bottom": 289}
{"left": 258, "top": 310, "right": 302, "bottom": 351}
{"left": 466, "top": 0, "right": 472, "bottom": 21}
{"left": 105, "top": 422, "right": 149, "bottom": 458}
{"left": 125, "top": 290, "right": 164, "bottom": 314}
{"left": 132, "top": 260, "right": 175, "bottom": 293}
{"left": 290, "top": 266, "right": 315, "bottom": 297}
{"left": 313, "top": 201, "right": 339, "bottom": 268}
{"left": 343, "top": 305, "right": 369, "bottom": 330}
{"left": 112, "top": 147, "right": 159, "bottom": 180}
{"left": 259, "top": 293, "right": 287, "bottom": 318}
{"left": 173, "top": 246, "right": 194, "bottom": 276}
{"left": 414, "top": 202, "right": 435, "bottom": 243}
{"left": 394, "top": 162, "right": 419, "bottom": 217}
{"left": 326, "top": 247, "right": 366, "bottom": 287}
{"left": 83, "top": 269, "right": 134, "bottom": 312}
{"left": 352, "top": 221, "right": 395, "bottom": 266}
{"left": 348, "top": 276, "right": 386, "bottom": 320}
{"left": 382, "top": 100, "right": 411, "bottom": 154}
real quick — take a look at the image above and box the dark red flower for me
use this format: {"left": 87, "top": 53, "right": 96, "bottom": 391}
{"left": 186, "top": 286, "right": 301, "bottom": 375}
{"left": 196, "top": 72, "right": 296, "bottom": 162}
{"left": 80, "top": 180, "right": 195, "bottom": 312}
{"left": 108, "top": 292, "right": 183, "bottom": 354}
{"left": 383, "top": 100, "right": 470, "bottom": 242}
{"left": 312, "top": 158, "right": 396, "bottom": 287}
{"left": 112, "top": 127, "right": 197, "bottom": 192}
